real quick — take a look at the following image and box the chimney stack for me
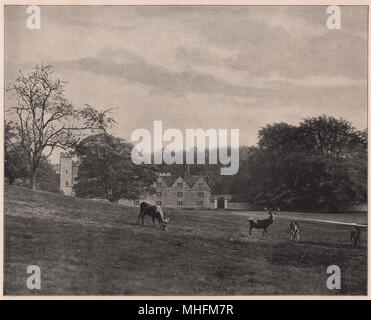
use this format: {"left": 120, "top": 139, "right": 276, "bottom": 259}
{"left": 184, "top": 164, "right": 190, "bottom": 177}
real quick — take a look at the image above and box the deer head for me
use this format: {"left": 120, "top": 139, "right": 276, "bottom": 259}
{"left": 268, "top": 208, "right": 279, "bottom": 220}
{"left": 268, "top": 212, "right": 274, "bottom": 220}
{"left": 157, "top": 206, "right": 170, "bottom": 231}
{"left": 157, "top": 215, "right": 168, "bottom": 231}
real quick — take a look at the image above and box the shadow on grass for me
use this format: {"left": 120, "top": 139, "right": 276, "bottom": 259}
{"left": 296, "top": 240, "right": 363, "bottom": 250}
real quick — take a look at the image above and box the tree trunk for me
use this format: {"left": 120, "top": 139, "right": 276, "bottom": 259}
{"left": 29, "top": 172, "right": 36, "bottom": 190}
{"left": 8, "top": 174, "right": 15, "bottom": 185}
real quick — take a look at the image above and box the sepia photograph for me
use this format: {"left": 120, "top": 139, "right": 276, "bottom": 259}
{"left": 2, "top": 3, "right": 368, "bottom": 297}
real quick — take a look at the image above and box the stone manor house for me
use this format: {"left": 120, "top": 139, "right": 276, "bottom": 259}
{"left": 147, "top": 173, "right": 212, "bottom": 208}
{"left": 57, "top": 153, "right": 247, "bottom": 210}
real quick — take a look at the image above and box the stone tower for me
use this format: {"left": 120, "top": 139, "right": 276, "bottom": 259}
{"left": 59, "top": 152, "right": 73, "bottom": 196}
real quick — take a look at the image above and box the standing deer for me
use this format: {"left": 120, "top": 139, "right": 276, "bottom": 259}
{"left": 289, "top": 221, "right": 300, "bottom": 240}
{"left": 136, "top": 202, "right": 170, "bottom": 231}
{"left": 350, "top": 227, "right": 361, "bottom": 247}
{"left": 249, "top": 208, "right": 279, "bottom": 239}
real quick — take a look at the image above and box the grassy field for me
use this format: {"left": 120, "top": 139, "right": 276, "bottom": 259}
{"left": 4, "top": 185, "right": 368, "bottom": 295}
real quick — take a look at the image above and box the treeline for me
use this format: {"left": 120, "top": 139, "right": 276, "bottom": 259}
{"left": 238, "top": 116, "right": 367, "bottom": 212}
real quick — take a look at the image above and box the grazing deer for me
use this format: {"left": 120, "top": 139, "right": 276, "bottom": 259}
{"left": 350, "top": 227, "right": 361, "bottom": 247}
{"left": 136, "top": 202, "right": 170, "bottom": 231}
{"left": 289, "top": 221, "right": 300, "bottom": 240}
{"left": 249, "top": 208, "right": 279, "bottom": 239}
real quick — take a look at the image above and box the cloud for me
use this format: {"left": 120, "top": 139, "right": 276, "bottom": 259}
{"left": 266, "top": 74, "right": 367, "bottom": 88}
{"left": 174, "top": 6, "right": 367, "bottom": 80}
{"left": 62, "top": 50, "right": 272, "bottom": 98}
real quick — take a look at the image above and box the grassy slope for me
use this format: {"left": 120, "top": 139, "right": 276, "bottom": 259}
{"left": 4, "top": 186, "right": 367, "bottom": 295}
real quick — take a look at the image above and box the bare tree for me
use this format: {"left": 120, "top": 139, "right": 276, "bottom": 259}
{"left": 6, "top": 64, "right": 114, "bottom": 190}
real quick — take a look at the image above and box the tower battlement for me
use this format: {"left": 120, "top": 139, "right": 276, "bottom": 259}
{"left": 59, "top": 152, "right": 77, "bottom": 196}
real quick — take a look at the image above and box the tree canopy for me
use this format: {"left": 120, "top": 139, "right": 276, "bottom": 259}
{"left": 74, "top": 133, "right": 157, "bottom": 203}
{"left": 6, "top": 64, "right": 115, "bottom": 189}
{"left": 233, "top": 115, "right": 367, "bottom": 212}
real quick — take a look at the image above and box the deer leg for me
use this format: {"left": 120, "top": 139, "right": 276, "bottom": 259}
{"left": 141, "top": 215, "right": 145, "bottom": 226}
{"left": 249, "top": 226, "right": 253, "bottom": 236}
{"left": 136, "top": 213, "right": 141, "bottom": 225}
{"left": 152, "top": 217, "right": 155, "bottom": 228}
{"left": 263, "top": 229, "right": 267, "bottom": 239}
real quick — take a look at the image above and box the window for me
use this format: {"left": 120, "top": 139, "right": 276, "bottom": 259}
{"left": 65, "top": 181, "right": 69, "bottom": 186}
{"left": 197, "top": 183, "right": 203, "bottom": 189}
{"left": 134, "top": 200, "right": 139, "bottom": 206}
{"left": 177, "top": 201, "right": 183, "bottom": 207}
{"left": 156, "top": 192, "right": 162, "bottom": 198}
{"left": 177, "top": 192, "right": 183, "bottom": 197}
{"left": 198, "top": 191, "right": 204, "bottom": 197}
{"left": 198, "top": 201, "right": 204, "bottom": 206}
{"left": 177, "top": 183, "right": 183, "bottom": 188}
{"left": 156, "top": 200, "right": 162, "bottom": 206}
{"left": 74, "top": 177, "right": 78, "bottom": 182}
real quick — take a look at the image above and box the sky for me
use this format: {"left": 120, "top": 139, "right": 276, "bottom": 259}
{"left": 4, "top": 6, "right": 368, "bottom": 163}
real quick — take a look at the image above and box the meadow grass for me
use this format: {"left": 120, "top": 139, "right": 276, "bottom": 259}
{"left": 4, "top": 185, "right": 367, "bottom": 295}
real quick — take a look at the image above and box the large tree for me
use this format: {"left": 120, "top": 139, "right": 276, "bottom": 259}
{"left": 6, "top": 64, "right": 110, "bottom": 190}
{"left": 234, "top": 115, "right": 367, "bottom": 212}
{"left": 74, "top": 133, "right": 157, "bottom": 203}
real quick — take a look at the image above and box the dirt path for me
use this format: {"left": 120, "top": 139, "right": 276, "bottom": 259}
{"left": 224, "top": 210, "right": 368, "bottom": 229}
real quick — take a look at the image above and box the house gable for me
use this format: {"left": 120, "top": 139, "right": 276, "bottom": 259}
{"left": 157, "top": 176, "right": 178, "bottom": 189}
{"left": 173, "top": 176, "right": 189, "bottom": 190}
{"left": 189, "top": 176, "right": 211, "bottom": 191}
